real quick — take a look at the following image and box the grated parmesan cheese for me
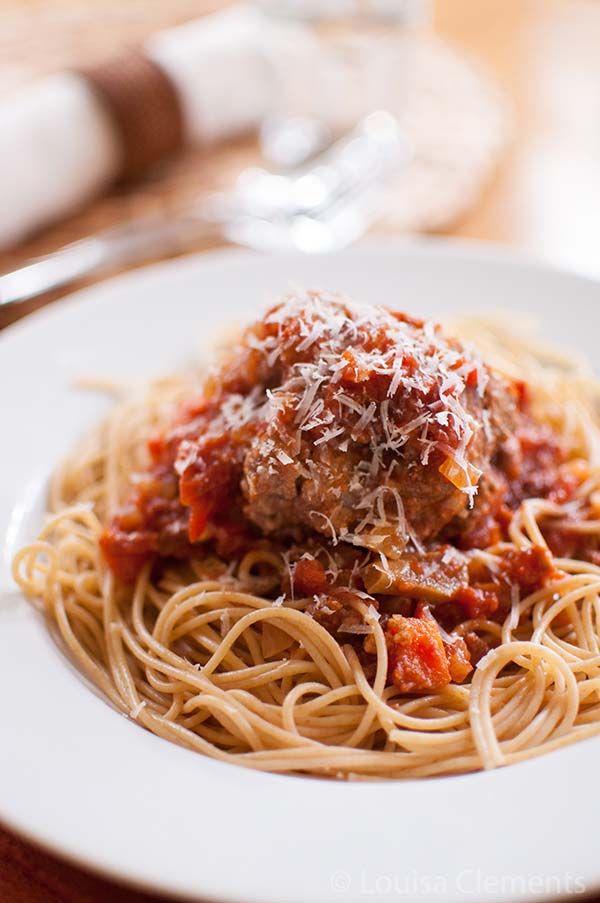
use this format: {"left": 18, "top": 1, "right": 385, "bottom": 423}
{"left": 212, "top": 288, "right": 492, "bottom": 553}
{"left": 276, "top": 450, "right": 294, "bottom": 465}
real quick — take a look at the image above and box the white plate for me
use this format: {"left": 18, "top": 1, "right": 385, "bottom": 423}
{"left": 2, "top": 240, "right": 599, "bottom": 903}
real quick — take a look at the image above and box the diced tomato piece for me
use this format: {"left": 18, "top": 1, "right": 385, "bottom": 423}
{"left": 386, "top": 615, "right": 451, "bottom": 694}
{"left": 413, "top": 603, "right": 473, "bottom": 684}
{"left": 513, "top": 380, "right": 530, "bottom": 412}
{"left": 99, "top": 529, "right": 154, "bottom": 585}
{"left": 465, "top": 367, "right": 478, "bottom": 387}
{"left": 499, "top": 546, "right": 558, "bottom": 594}
{"left": 188, "top": 503, "right": 212, "bottom": 543}
{"left": 452, "top": 585, "right": 500, "bottom": 619}
{"left": 389, "top": 310, "right": 425, "bottom": 329}
{"left": 293, "top": 558, "right": 328, "bottom": 596}
{"left": 452, "top": 585, "right": 499, "bottom": 619}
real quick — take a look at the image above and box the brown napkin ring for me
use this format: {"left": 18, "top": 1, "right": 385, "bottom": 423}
{"left": 76, "top": 48, "right": 184, "bottom": 181}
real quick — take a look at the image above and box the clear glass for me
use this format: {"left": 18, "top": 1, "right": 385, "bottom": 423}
{"left": 257, "top": 0, "right": 431, "bottom": 166}
{"left": 258, "top": 0, "right": 430, "bottom": 27}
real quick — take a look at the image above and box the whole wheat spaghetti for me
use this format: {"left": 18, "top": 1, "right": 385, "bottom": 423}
{"left": 14, "top": 292, "right": 600, "bottom": 778}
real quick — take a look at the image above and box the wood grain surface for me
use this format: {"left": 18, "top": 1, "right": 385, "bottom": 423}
{"left": 2, "top": 1, "right": 600, "bottom": 901}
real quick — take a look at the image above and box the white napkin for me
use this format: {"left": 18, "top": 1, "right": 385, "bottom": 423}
{"left": 0, "top": 5, "right": 320, "bottom": 251}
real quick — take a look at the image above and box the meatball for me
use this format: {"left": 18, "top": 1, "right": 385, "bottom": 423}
{"left": 233, "top": 290, "right": 516, "bottom": 552}
{"left": 242, "top": 378, "right": 512, "bottom": 547}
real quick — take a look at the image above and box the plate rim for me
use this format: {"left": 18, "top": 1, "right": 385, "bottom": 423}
{"left": 3, "top": 233, "right": 599, "bottom": 346}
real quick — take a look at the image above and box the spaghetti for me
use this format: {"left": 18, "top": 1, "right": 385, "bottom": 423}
{"left": 13, "top": 292, "right": 600, "bottom": 778}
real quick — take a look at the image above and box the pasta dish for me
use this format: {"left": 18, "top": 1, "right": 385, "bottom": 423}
{"left": 14, "top": 290, "right": 600, "bottom": 778}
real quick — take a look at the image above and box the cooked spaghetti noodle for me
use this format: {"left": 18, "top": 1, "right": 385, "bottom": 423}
{"left": 13, "top": 292, "right": 600, "bottom": 778}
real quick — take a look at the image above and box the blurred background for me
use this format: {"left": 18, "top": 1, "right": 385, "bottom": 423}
{"left": 2, "top": 1, "right": 600, "bottom": 901}
{"left": 1, "top": 0, "right": 600, "bottom": 331}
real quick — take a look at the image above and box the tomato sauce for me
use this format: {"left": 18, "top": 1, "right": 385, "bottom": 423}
{"left": 98, "top": 298, "right": 579, "bottom": 695}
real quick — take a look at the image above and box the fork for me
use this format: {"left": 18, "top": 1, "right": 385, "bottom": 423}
{"left": 0, "top": 111, "right": 410, "bottom": 308}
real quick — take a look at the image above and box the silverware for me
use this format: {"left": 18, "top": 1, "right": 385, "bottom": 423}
{"left": 0, "top": 112, "right": 410, "bottom": 308}
{"left": 259, "top": 115, "right": 333, "bottom": 169}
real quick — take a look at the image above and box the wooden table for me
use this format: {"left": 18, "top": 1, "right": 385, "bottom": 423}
{"left": 2, "top": 1, "right": 600, "bottom": 900}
